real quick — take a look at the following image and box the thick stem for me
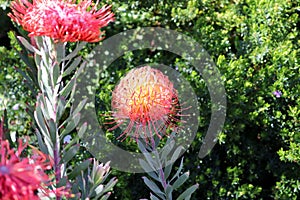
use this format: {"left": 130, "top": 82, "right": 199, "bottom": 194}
{"left": 150, "top": 136, "right": 167, "bottom": 190}
{"left": 159, "top": 166, "right": 167, "bottom": 190}
{"left": 53, "top": 41, "right": 66, "bottom": 200}
{"left": 53, "top": 135, "right": 62, "bottom": 200}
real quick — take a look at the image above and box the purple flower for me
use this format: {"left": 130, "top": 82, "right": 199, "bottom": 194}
{"left": 63, "top": 135, "right": 72, "bottom": 144}
{"left": 273, "top": 90, "right": 282, "bottom": 98}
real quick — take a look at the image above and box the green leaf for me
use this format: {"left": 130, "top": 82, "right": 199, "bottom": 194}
{"left": 17, "top": 36, "right": 40, "bottom": 54}
{"left": 34, "top": 50, "right": 42, "bottom": 65}
{"left": 78, "top": 122, "right": 87, "bottom": 138}
{"left": 140, "top": 158, "right": 156, "bottom": 172}
{"left": 56, "top": 177, "right": 67, "bottom": 188}
{"left": 60, "top": 77, "right": 76, "bottom": 99}
{"left": 35, "top": 128, "right": 49, "bottom": 154}
{"left": 55, "top": 42, "right": 65, "bottom": 63}
{"left": 61, "top": 144, "right": 80, "bottom": 165}
{"left": 150, "top": 193, "right": 161, "bottom": 200}
{"left": 137, "top": 139, "right": 147, "bottom": 153}
{"left": 170, "top": 146, "right": 184, "bottom": 165}
{"left": 35, "top": 128, "right": 53, "bottom": 157}
{"left": 62, "top": 42, "right": 87, "bottom": 61}
{"left": 99, "top": 192, "right": 111, "bottom": 200}
{"left": 142, "top": 177, "right": 165, "bottom": 199}
{"left": 48, "top": 119, "right": 57, "bottom": 142}
{"left": 60, "top": 113, "right": 81, "bottom": 137}
{"left": 139, "top": 159, "right": 160, "bottom": 181}
{"left": 34, "top": 102, "right": 49, "bottom": 138}
{"left": 57, "top": 97, "right": 66, "bottom": 122}
{"left": 72, "top": 98, "right": 87, "bottom": 116}
{"left": 63, "top": 56, "right": 82, "bottom": 77}
{"left": 42, "top": 95, "right": 53, "bottom": 120}
{"left": 161, "top": 139, "right": 175, "bottom": 163}
{"left": 34, "top": 36, "right": 44, "bottom": 50}
{"left": 172, "top": 172, "right": 189, "bottom": 190}
{"left": 176, "top": 184, "right": 199, "bottom": 200}
{"left": 171, "top": 157, "right": 184, "bottom": 182}
{"left": 165, "top": 185, "right": 173, "bottom": 200}
{"left": 52, "top": 62, "right": 60, "bottom": 86}
{"left": 69, "top": 159, "right": 92, "bottom": 179}
{"left": 14, "top": 33, "right": 37, "bottom": 75}
{"left": 164, "top": 162, "right": 173, "bottom": 181}
{"left": 102, "top": 177, "right": 118, "bottom": 194}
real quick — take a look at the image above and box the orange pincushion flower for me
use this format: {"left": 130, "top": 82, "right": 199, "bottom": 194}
{"left": 0, "top": 139, "right": 52, "bottom": 200}
{"left": 8, "top": 0, "right": 114, "bottom": 42}
{"left": 108, "top": 66, "right": 181, "bottom": 142}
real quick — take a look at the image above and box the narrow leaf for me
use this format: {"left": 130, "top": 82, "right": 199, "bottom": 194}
{"left": 99, "top": 192, "right": 111, "bottom": 200}
{"left": 164, "top": 162, "right": 173, "bottom": 181}
{"left": 176, "top": 184, "right": 199, "bottom": 200}
{"left": 17, "top": 36, "right": 40, "bottom": 53}
{"left": 166, "top": 185, "right": 173, "bottom": 200}
{"left": 61, "top": 113, "right": 81, "bottom": 137}
{"left": 170, "top": 157, "right": 184, "bottom": 182}
{"left": 172, "top": 172, "right": 189, "bottom": 190}
{"left": 63, "top": 56, "right": 82, "bottom": 77}
{"left": 52, "top": 62, "right": 60, "bottom": 86}
{"left": 78, "top": 122, "right": 87, "bottom": 138}
{"left": 34, "top": 103, "right": 49, "bottom": 138}
{"left": 143, "top": 152, "right": 159, "bottom": 172}
{"left": 62, "top": 42, "right": 87, "bottom": 61}
{"left": 102, "top": 177, "right": 118, "bottom": 194}
{"left": 150, "top": 193, "right": 160, "bottom": 200}
{"left": 161, "top": 139, "right": 175, "bottom": 163}
{"left": 139, "top": 159, "right": 160, "bottom": 181}
{"left": 55, "top": 42, "right": 65, "bottom": 63}
{"left": 48, "top": 119, "right": 57, "bottom": 142}
{"left": 170, "top": 146, "right": 184, "bottom": 164}
{"left": 35, "top": 128, "right": 49, "bottom": 154}
{"left": 57, "top": 97, "right": 66, "bottom": 122}
{"left": 69, "top": 159, "right": 92, "bottom": 179}
{"left": 61, "top": 144, "right": 80, "bottom": 165}
{"left": 139, "top": 159, "right": 156, "bottom": 172}
{"left": 71, "top": 98, "right": 87, "bottom": 116}
{"left": 60, "top": 77, "right": 76, "bottom": 98}
{"left": 142, "top": 177, "right": 165, "bottom": 199}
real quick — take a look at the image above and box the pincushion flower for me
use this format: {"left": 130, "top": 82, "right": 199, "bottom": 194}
{"left": 108, "top": 66, "right": 182, "bottom": 142}
{"left": 0, "top": 139, "right": 52, "bottom": 200}
{"left": 8, "top": 0, "right": 115, "bottom": 42}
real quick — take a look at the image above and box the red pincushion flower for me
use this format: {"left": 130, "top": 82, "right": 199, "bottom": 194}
{"left": 108, "top": 66, "right": 182, "bottom": 142}
{"left": 0, "top": 139, "right": 52, "bottom": 200}
{"left": 8, "top": 0, "right": 115, "bottom": 42}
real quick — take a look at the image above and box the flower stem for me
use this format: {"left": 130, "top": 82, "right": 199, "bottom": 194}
{"left": 151, "top": 137, "right": 167, "bottom": 190}
{"left": 54, "top": 131, "right": 61, "bottom": 198}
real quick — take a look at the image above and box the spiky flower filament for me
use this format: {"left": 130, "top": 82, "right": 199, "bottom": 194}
{"left": 108, "top": 66, "right": 182, "bottom": 142}
{"left": 8, "top": 0, "right": 114, "bottom": 42}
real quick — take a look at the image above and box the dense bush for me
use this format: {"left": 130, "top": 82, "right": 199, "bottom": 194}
{"left": 1, "top": 0, "right": 299, "bottom": 199}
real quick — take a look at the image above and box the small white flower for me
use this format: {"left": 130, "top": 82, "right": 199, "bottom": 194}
{"left": 12, "top": 104, "right": 20, "bottom": 110}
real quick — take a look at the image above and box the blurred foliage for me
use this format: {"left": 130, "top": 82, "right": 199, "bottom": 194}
{"left": 1, "top": 0, "right": 300, "bottom": 199}
{"left": 0, "top": 31, "right": 33, "bottom": 143}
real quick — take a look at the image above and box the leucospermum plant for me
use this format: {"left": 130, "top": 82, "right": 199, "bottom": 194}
{"left": 7, "top": 0, "right": 117, "bottom": 199}
{"left": 0, "top": 119, "right": 72, "bottom": 199}
{"left": 107, "top": 66, "right": 198, "bottom": 200}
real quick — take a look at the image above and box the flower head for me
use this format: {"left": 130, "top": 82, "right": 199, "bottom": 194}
{"left": 108, "top": 66, "right": 182, "bottom": 142}
{"left": 8, "top": 0, "right": 114, "bottom": 42}
{"left": 0, "top": 139, "right": 52, "bottom": 200}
